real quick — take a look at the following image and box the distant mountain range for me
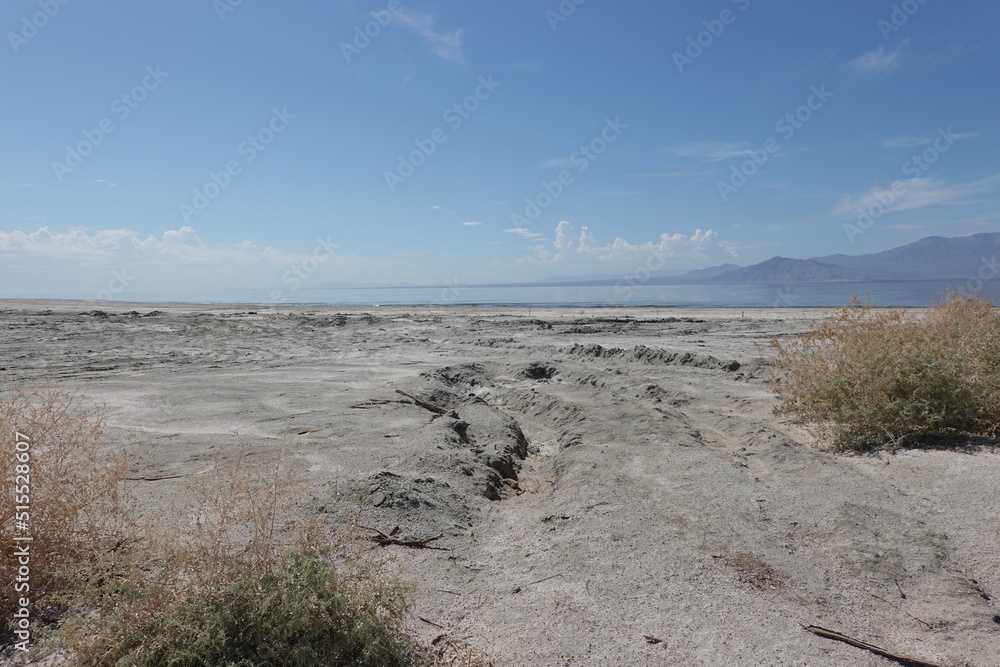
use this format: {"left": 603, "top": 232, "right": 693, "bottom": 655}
{"left": 690, "top": 232, "right": 1000, "bottom": 284}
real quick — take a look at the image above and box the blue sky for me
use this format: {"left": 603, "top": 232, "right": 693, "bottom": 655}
{"left": 2, "top": 0, "right": 998, "bottom": 299}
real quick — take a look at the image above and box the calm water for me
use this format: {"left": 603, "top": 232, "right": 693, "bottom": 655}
{"left": 46, "top": 280, "right": 1000, "bottom": 308}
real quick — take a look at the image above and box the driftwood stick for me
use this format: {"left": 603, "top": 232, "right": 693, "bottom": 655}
{"left": 803, "top": 625, "right": 942, "bottom": 667}
{"left": 356, "top": 524, "right": 445, "bottom": 548}
{"left": 395, "top": 389, "right": 448, "bottom": 415}
{"left": 125, "top": 472, "right": 195, "bottom": 481}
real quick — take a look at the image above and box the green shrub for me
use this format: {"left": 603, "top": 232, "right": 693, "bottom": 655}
{"left": 66, "top": 547, "right": 425, "bottom": 667}
{"left": 769, "top": 292, "right": 1000, "bottom": 450}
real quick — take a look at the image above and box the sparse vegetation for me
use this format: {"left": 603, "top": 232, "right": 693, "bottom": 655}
{"left": 1, "top": 385, "right": 430, "bottom": 666}
{"left": 769, "top": 291, "right": 1000, "bottom": 450}
{"left": 0, "top": 385, "right": 133, "bottom": 627}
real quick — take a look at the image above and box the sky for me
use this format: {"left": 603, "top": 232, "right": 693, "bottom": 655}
{"left": 2, "top": 0, "right": 999, "bottom": 300}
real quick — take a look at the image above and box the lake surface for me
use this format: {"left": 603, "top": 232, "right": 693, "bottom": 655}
{"left": 42, "top": 279, "right": 1000, "bottom": 308}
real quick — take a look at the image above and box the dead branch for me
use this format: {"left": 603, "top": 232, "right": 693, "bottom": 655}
{"left": 803, "top": 625, "right": 942, "bottom": 667}
{"left": 356, "top": 524, "right": 445, "bottom": 548}
{"left": 350, "top": 399, "right": 394, "bottom": 409}
{"left": 395, "top": 389, "right": 449, "bottom": 415}
{"left": 125, "top": 472, "right": 195, "bottom": 481}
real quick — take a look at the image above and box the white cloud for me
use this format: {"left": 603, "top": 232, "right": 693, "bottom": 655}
{"left": 832, "top": 175, "right": 1000, "bottom": 217}
{"left": 461, "top": 221, "right": 482, "bottom": 226}
{"left": 849, "top": 41, "right": 907, "bottom": 77}
{"left": 665, "top": 141, "right": 751, "bottom": 162}
{"left": 394, "top": 12, "right": 463, "bottom": 62}
{"left": 516, "top": 221, "right": 735, "bottom": 265}
{"left": 926, "top": 41, "right": 982, "bottom": 64}
{"left": 0, "top": 225, "right": 415, "bottom": 292}
{"left": 503, "top": 227, "right": 543, "bottom": 240}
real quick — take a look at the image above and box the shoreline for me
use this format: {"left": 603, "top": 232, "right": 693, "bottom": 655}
{"left": 0, "top": 298, "right": 920, "bottom": 319}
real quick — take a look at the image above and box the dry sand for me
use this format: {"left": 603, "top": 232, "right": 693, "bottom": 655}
{"left": 1, "top": 301, "right": 999, "bottom": 666}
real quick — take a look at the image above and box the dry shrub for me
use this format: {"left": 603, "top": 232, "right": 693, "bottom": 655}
{"left": 0, "top": 385, "right": 133, "bottom": 631}
{"left": 0, "top": 386, "right": 426, "bottom": 665}
{"left": 58, "top": 445, "right": 426, "bottom": 667}
{"left": 770, "top": 291, "right": 1000, "bottom": 450}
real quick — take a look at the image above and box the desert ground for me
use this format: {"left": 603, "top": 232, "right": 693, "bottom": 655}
{"left": 1, "top": 301, "right": 999, "bottom": 666}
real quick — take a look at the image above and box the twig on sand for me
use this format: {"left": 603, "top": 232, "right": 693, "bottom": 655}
{"left": 803, "top": 625, "right": 942, "bottom": 666}
{"left": 395, "top": 389, "right": 449, "bottom": 415}
{"left": 355, "top": 524, "right": 445, "bottom": 548}
{"left": 350, "top": 399, "right": 392, "bottom": 409}
{"left": 644, "top": 634, "right": 667, "bottom": 645}
{"left": 528, "top": 573, "right": 563, "bottom": 586}
{"left": 125, "top": 472, "right": 196, "bottom": 481}
{"left": 419, "top": 616, "right": 446, "bottom": 629}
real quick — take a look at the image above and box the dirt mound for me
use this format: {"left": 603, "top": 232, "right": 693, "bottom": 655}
{"left": 568, "top": 342, "right": 741, "bottom": 371}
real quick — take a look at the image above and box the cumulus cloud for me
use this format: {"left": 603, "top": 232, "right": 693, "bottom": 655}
{"left": 516, "top": 221, "right": 735, "bottom": 265}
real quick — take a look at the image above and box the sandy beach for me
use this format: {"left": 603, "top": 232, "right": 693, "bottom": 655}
{"left": 2, "top": 301, "right": 998, "bottom": 666}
